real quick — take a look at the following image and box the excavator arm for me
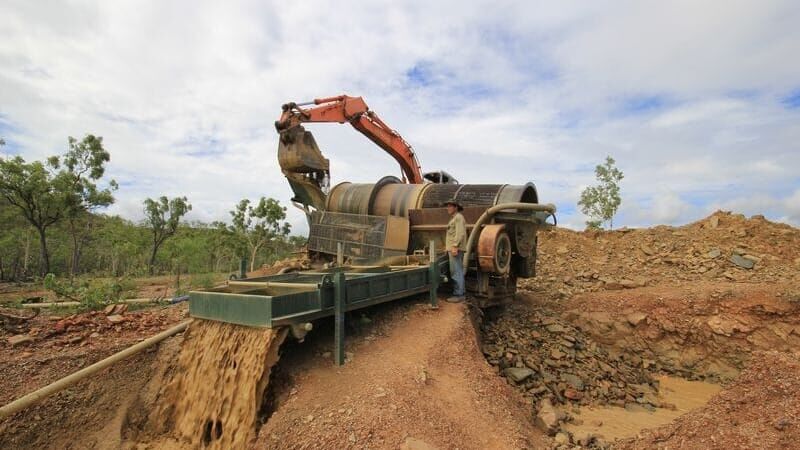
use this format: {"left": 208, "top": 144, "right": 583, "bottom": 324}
{"left": 275, "top": 95, "right": 424, "bottom": 184}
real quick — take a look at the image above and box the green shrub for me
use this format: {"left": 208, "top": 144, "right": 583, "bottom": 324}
{"left": 43, "top": 274, "right": 138, "bottom": 311}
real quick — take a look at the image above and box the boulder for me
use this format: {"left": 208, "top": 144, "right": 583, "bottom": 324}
{"left": 562, "top": 373, "right": 585, "bottom": 390}
{"left": 563, "top": 388, "right": 583, "bottom": 400}
{"left": 503, "top": 367, "right": 534, "bottom": 383}
{"left": 742, "top": 254, "right": 761, "bottom": 263}
{"left": 106, "top": 314, "right": 126, "bottom": 324}
{"left": 626, "top": 312, "right": 648, "bottom": 327}
{"left": 572, "top": 430, "right": 595, "bottom": 447}
{"left": 554, "top": 432, "right": 570, "bottom": 445}
{"left": 729, "top": 254, "right": 755, "bottom": 269}
{"left": 534, "top": 399, "right": 561, "bottom": 435}
{"left": 8, "top": 334, "right": 34, "bottom": 346}
{"left": 707, "top": 315, "right": 752, "bottom": 336}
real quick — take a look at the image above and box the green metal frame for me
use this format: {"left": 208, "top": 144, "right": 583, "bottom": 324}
{"left": 190, "top": 242, "right": 442, "bottom": 366}
{"left": 190, "top": 265, "right": 437, "bottom": 328}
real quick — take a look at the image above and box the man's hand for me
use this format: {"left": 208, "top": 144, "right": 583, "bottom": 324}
{"left": 450, "top": 246, "right": 459, "bottom": 257}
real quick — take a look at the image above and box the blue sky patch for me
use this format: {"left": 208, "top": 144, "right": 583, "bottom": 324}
{"left": 781, "top": 89, "right": 800, "bottom": 109}
{"left": 616, "top": 94, "right": 668, "bottom": 115}
{"left": 477, "top": 26, "right": 559, "bottom": 83}
{"left": 405, "top": 63, "right": 434, "bottom": 87}
{"left": 176, "top": 134, "right": 227, "bottom": 158}
{"left": 0, "top": 114, "right": 22, "bottom": 155}
{"left": 404, "top": 61, "right": 495, "bottom": 107}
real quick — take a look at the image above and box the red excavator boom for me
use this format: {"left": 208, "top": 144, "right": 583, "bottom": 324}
{"left": 275, "top": 95, "right": 424, "bottom": 184}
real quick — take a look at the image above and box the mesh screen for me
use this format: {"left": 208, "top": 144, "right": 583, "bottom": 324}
{"left": 421, "top": 184, "right": 504, "bottom": 208}
{"left": 308, "top": 211, "right": 405, "bottom": 261}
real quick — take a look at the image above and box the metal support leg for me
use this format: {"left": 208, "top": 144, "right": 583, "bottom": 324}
{"left": 333, "top": 270, "right": 346, "bottom": 366}
{"left": 336, "top": 242, "right": 344, "bottom": 266}
{"left": 239, "top": 258, "right": 247, "bottom": 279}
{"left": 428, "top": 240, "right": 438, "bottom": 307}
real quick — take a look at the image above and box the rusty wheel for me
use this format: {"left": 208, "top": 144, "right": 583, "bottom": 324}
{"left": 478, "top": 224, "right": 512, "bottom": 274}
{"left": 494, "top": 232, "right": 511, "bottom": 273}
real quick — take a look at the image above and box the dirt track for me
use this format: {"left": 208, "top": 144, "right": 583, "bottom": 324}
{"left": 1, "top": 211, "right": 799, "bottom": 449}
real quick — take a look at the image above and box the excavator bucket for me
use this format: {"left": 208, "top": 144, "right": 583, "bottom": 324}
{"left": 277, "top": 126, "right": 330, "bottom": 212}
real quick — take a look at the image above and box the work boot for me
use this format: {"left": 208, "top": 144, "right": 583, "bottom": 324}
{"left": 446, "top": 296, "right": 465, "bottom": 303}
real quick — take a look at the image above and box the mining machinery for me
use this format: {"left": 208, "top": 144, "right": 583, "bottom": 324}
{"left": 273, "top": 95, "right": 555, "bottom": 304}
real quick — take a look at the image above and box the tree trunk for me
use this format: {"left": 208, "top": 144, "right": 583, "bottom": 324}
{"left": 36, "top": 226, "right": 50, "bottom": 276}
{"left": 67, "top": 216, "right": 91, "bottom": 279}
{"left": 149, "top": 235, "right": 166, "bottom": 276}
{"left": 69, "top": 228, "right": 79, "bottom": 280}
{"left": 23, "top": 229, "right": 30, "bottom": 275}
{"left": 174, "top": 263, "right": 181, "bottom": 293}
{"left": 149, "top": 245, "right": 159, "bottom": 276}
{"left": 249, "top": 243, "right": 262, "bottom": 273}
{"left": 12, "top": 255, "right": 20, "bottom": 282}
{"left": 111, "top": 253, "right": 119, "bottom": 277}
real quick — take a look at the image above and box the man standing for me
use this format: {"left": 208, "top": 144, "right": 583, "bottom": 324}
{"left": 445, "top": 198, "right": 466, "bottom": 302}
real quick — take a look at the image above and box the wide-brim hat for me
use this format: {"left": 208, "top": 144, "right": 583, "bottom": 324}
{"left": 444, "top": 198, "right": 463, "bottom": 211}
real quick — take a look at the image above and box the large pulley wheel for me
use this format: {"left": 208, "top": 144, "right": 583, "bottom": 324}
{"left": 477, "top": 224, "right": 512, "bottom": 274}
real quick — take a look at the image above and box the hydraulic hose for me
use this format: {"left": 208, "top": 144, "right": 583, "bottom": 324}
{"left": 462, "top": 202, "right": 556, "bottom": 267}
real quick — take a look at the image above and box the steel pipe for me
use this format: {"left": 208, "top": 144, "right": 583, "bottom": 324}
{"left": 462, "top": 202, "right": 556, "bottom": 268}
{"left": 227, "top": 281, "right": 318, "bottom": 289}
{"left": 0, "top": 319, "right": 193, "bottom": 420}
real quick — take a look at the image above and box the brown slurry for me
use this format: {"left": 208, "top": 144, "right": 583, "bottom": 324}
{"left": 126, "top": 320, "right": 286, "bottom": 449}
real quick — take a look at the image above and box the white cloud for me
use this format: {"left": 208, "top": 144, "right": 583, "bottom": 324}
{"left": 0, "top": 0, "right": 799, "bottom": 235}
{"left": 782, "top": 189, "right": 800, "bottom": 223}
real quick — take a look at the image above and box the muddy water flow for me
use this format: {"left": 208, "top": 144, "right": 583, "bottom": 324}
{"left": 129, "top": 320, "right": 286, "bottom": 449}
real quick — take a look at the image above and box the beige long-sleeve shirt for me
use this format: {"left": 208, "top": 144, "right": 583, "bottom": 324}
{"left": 446, "top": 212, "right": 467, "bottom": 251}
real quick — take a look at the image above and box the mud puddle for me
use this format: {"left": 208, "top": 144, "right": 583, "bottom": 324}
{"left": 563, "top": 375, "right": 721, "bottom": 442}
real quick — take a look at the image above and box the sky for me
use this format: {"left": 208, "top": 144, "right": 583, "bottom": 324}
{"left": 1, "top": 0, "right": 798, "bottom": 233}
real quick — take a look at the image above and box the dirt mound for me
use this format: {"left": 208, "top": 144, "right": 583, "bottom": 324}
{"left": 482, "top": 303, "right": 659, "bottom": 409}
{"left": 253, "top": 300, "right": 545, "bottom": 449}
{"left": 523, "top": 211, "right": 800, "bottom": 300}
{"left": 246, "top": 254, "right": 311, "bottom": 278}
{"left": 620, "top": 351, "right": 800, "bottom": 450}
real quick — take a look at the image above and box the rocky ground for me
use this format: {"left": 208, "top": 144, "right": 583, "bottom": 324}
{"left": 482, "top": 304, "right": 660, "bottom": 411}
{"left": 0, "top": 211, "right": 798, "bottom": 449}
{"left": 521, "top": 210, "right": 800, "bottom": 299}
{"left": 0, "top": 304, "right": 187, "bottom": 405}
{"left": 496, "top": 210, "right": 800, "bottom": 448}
